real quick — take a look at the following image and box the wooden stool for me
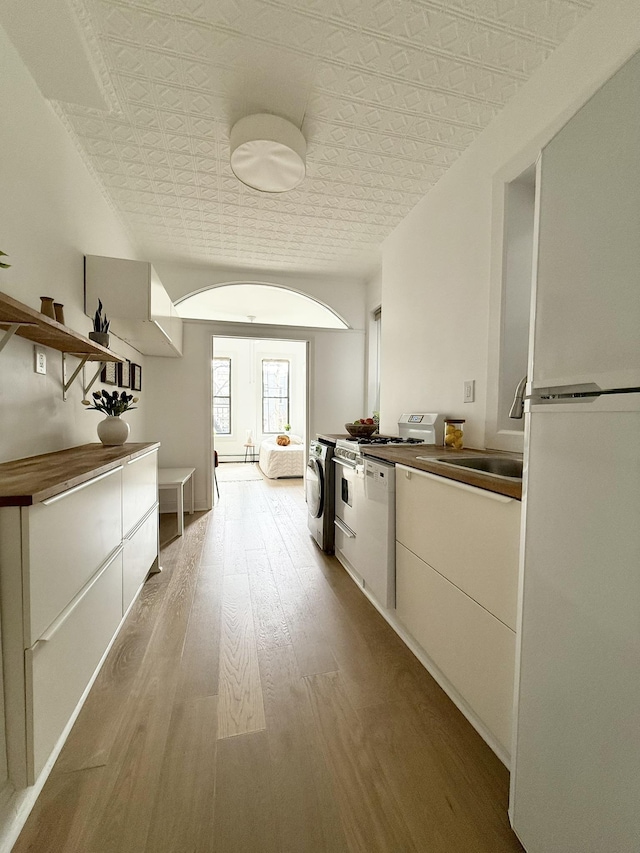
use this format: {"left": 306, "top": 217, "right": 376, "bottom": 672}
{"left": 158, "top": 467, "right": 195, "bottom": 536}
{"left": 243, "top": 442, "right": 256, "bottom": 463}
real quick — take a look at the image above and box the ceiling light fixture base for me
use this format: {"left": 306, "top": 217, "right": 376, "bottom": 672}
{"left": 230, "top": 113, "right": 306, "bottom": 193}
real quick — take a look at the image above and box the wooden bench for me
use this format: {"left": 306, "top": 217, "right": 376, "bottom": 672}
{"left": 158, "top": 467, "right": 195, "bottom": 536}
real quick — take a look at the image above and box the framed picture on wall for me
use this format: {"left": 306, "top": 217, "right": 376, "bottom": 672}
{"left": 131, "top": 362, "right": 142, "bottom": 392}
{"left": 101, "top": 362, "right": 117, "bottom": 385}
{"left": 118, "top": 359, "right": 131, "bottom": 389}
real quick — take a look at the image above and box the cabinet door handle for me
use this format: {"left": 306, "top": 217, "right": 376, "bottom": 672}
{"left": 397, "top": 465, "right": 513, "bottom": 503}
{"left": 42, "top": 466, "right": 123, "bottom": 505}
{"left": 37, "top": 545, "right": 124, "bottom": 644}
{"left": 125, "top": 502, "right": 159, "bottom": 540}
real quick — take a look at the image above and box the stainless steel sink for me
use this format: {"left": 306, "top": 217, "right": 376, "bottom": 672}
{"left": 417, "top": 455, "right": 523, "bottom": 480}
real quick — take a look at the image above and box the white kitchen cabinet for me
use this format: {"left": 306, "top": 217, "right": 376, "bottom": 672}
{"left": 85, "top": 255, "right": 183, "bottom": 357}
{"left": 123, "top": 447, "right": 158, "bottom": 538}
{"left": 396, "top": 543, "right": 515, "bottom": 756}
{"left": 395, "top": 465, "right": 520, "bottom": 758}
{"left": 123, "top": 506, "right": 158, "bottom": 614}
{"left": 25, "top": 467, "right": 123, "bottom": 647}
{"left": 396, "top": 467, "right": 520, "bottom": 629}
{"left": 0, "top": 444, "right": 159, "bottom": 789}
{"left": 26, "top": 547, "right": 123, "bottom": 779}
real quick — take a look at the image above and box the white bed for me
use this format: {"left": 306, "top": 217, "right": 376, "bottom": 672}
{"left": 258, "top": 435, "right": 305, "bottom": 479}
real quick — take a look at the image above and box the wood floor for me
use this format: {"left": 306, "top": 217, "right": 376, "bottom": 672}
{"left": 14, "top": 469, "right": 525, "bottom": 853}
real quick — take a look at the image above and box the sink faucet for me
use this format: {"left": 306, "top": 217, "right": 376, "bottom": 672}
{"left": 509, "top": 375, "right": 528, "bottom": 419}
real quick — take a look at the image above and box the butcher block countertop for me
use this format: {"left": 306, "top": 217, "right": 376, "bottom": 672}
{"left": 0, "top": 442, "right": 160, "bottom": 507}
{"left": 360, "top": 445, "right": 523, "bottom": 500}
{"left": 316, "top": 433, "right": 350, "bottom": 445}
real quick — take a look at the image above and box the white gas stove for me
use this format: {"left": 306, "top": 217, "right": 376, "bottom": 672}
{"left": 334, "top": 413, "right": 444, "bottom": 466}
{"left": 333, "top": 413, "right": 444, "bottom": 610}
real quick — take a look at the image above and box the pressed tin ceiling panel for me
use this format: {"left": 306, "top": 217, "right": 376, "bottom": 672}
{"left": 44, "top": 0, "right": 596, "bottom": 275}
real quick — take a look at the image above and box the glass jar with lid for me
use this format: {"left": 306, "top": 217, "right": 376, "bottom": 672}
{"left": 444, "top": 418, "right": 465, "bottom": 449}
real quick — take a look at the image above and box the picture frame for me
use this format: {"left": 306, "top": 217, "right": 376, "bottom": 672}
{"left": 131, "top": 362, "right": 142, "bottom": 392}
{"left": 118, "top": 359, "right": 131, "bottom": 389}
{"left": 100, "top": 362, "right": 117, "bottom": 385}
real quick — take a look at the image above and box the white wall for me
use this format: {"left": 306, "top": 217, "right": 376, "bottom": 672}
{"left": 213, "top": 337, "right": 306, "bottom": 459}
{"left": 144, "top": 320, "right": 364, "bottom": 510}
{"left": 0, "top": 23, "right": 146, "bottom": 463}
{"left": 153, "top": 261, "right": 366, "bottom": 331}
{"left": 379, "top": 0, "right": 640, "bottom": 447}
{"left": 364, "top": 269, "right": 382, "bottom": 417}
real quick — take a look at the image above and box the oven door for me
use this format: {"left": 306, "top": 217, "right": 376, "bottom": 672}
{"left": 333, "top": 457, "right": 363, "bottom": 570}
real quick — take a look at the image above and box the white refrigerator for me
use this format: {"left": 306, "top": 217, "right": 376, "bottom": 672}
{"left": 510, "top": 49, "right": 640, "bottom": 852}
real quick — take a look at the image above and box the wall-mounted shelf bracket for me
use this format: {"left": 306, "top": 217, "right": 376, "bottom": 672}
{"left": 82, "top": 361, "right": 106, "bottom": 399}
{"left": 62, "top": 353, "right": 90, "bottom": 401}
{"left": 0, "top": 322, "right": 37, "bottom": 354}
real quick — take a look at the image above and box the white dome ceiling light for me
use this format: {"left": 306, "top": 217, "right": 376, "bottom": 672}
{"left": 230, "top": 114, "right": 306, "bottom": 193}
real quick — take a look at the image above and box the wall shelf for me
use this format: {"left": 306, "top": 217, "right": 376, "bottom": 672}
{"left": 0, "top": 291, "right": 120, "bottom": 360}
{"left": 0, "top": 291, "right": 123, "bottom": 399}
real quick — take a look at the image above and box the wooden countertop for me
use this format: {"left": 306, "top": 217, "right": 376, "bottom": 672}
{"left": 0, "top": 442, "right": 160, "bottom": 507}
{"left": 360, "top": 445, "right": 523, "bottom": 500}
{"left": 316, "top": 433, "right": 350, "bottom": 445}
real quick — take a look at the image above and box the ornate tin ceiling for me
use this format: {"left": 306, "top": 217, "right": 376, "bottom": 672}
{"left": 52, "top": 0, "right": 596, "bottom": 275}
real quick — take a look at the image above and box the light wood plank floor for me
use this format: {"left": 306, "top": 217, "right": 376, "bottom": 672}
{"left": 14, "top": 476, "right": 524, "bottom": 853}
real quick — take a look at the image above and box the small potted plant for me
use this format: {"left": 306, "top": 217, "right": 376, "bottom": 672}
{"left": 284, "top": 423, "right": 291, "bottom": 432}
{"left": 89, "top": 299, "right": 110, "bottom": 347}
{"left": 82, "top": 389, "right": 139, "bottom": 446}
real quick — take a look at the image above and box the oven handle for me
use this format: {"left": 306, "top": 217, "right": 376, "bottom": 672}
{"left": 334, "top": 517, "right": 356, "bottom": 538}
{"left": 334, "top": 456, "right": 357, "bottom": 470}
{"left": 334, "top": 457, "right": 364, "bottom": 475}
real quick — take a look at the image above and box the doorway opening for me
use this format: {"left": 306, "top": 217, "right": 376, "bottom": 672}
{"left": 211, "top": 335, "right": 308, "bottom": 495}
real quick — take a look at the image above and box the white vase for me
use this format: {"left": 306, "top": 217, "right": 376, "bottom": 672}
{"left": 97, "top": 416, "right": 129, "bottom": 446}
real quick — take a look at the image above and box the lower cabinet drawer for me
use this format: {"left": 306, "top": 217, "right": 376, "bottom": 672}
{"left": 334, "top": 519, "right": 360, "bottom": 576}
{"left": 26, "top": 549, "right": 123, "bottom": 782}
{"left": 123, "top": 506, "right": 158, "bottom": 613}
{"left": 396, "top": 542, "right": 516, "bottom": 756}
{"left": 26, "top": 466, "right": 123, "bottom": 646}
{"left": 123, "top": 449, "right": 158, "bottom": 538}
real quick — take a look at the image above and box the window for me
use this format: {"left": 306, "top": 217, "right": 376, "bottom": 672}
{"left": 262, "top": 359, "right": 289, "bottom": 433}
{"left": 213, "top": 357, "right": 231, "bottom": 434}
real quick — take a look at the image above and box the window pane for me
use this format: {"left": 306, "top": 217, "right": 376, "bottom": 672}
{"left": 262, "top": 359, "right": 289, "bottom": 432}
{"left": 263, "top": 398, "right": 289, "bottom": 433}
{"left": 213, "top": 359, "right": 230, "bottom": 396}
{"left": 213, "top": 403, "right": 230, "bottom": 434}
{"left": 213, "top": 358, "right": 231, "bottom": 434}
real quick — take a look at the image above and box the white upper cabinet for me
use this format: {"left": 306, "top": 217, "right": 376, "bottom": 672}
{"left": 85, "top": 255, "right": 183, "bottom": 357}
{"left": 532, "top": 50, "right": 640, "bottom": 390}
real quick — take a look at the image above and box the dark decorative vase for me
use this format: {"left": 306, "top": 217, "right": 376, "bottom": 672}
{"left": 40, "top": 296, "right": 56, "bottom": 319}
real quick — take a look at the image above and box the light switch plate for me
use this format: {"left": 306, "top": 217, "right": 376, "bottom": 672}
{"left": 463, "top": 380, "right": 475, "bottom": 403}
{"left": 34, "top": 346, "right": 47, "bottom": 375}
